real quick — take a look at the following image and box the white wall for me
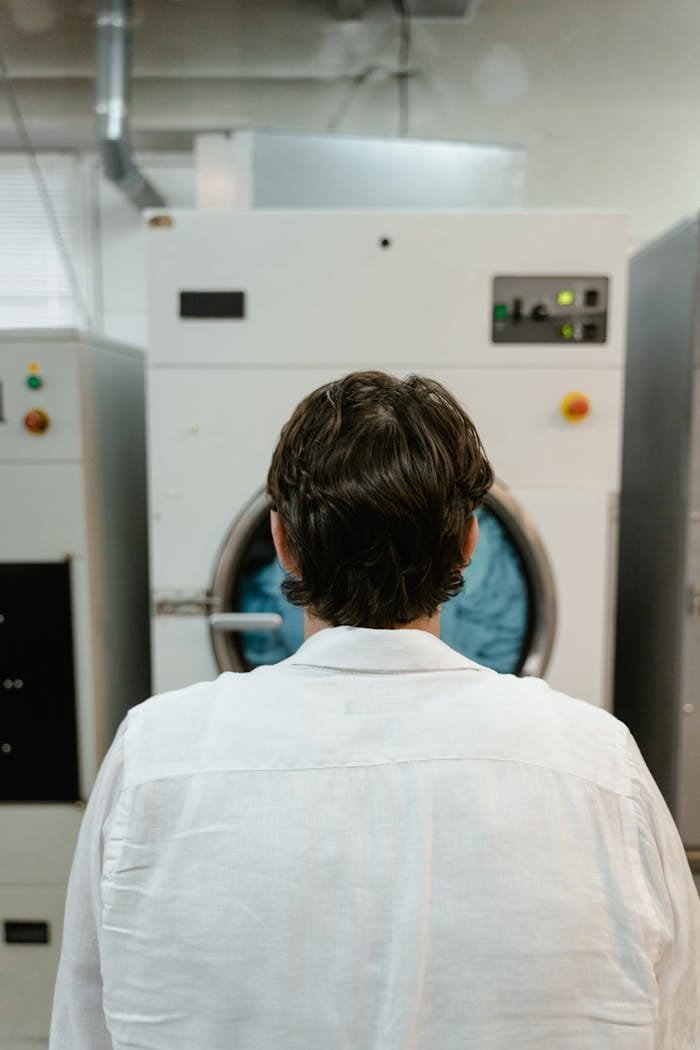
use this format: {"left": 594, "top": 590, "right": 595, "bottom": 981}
{"left": 96, "top": 158, "right": 195, "bottom": 346}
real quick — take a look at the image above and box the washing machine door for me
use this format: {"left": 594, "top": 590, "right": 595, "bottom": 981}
{"left": 209, "top": 481, "right": 556, "bottom": 677}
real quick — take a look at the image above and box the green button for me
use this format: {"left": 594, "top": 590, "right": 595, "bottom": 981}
{"left": 557, "top": 289, "right": 575, "bottom": 307}
{"left": 26, "top": 375, "right": 43, "bottom": 390}
{"left": 559, "top": 323, "right": 575, "bottom": 340}
{"left": 493, "top": 303, "right": 508, "bottom": 321}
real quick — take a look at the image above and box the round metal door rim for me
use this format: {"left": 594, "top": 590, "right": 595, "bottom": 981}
{"left": 209, "top": 481, "right": 557, "bottom": 677}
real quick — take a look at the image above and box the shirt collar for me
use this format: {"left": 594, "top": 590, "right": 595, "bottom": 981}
{"left": 286, "top": 625, "right": 489, "bottom": 675}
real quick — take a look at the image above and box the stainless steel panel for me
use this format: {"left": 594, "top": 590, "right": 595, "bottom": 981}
{"left": 615, "top": 218, "right": 699, "bottom": 814}
{"left": 678, "top": 367, "right": 700, "bottom": 843}
{"left": 249, "top": 131, "right": 524, "bottom": 209}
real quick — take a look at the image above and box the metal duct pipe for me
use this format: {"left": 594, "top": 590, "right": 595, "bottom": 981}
{"left": 96, "top": 0, "right": 165, "bottom": 209}
{"left": 335, "top": 0, "right": 480, "bottom": 16}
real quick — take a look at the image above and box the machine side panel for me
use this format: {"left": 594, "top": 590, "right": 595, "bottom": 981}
{"left": 0, "top": 332, "right": 150, "bottom": 1044}
{"left": 0, "top": 806, "right": 81, "bottom": 885}
{"left": 80, "top": 339, "right": 151, "bottom": 763}
{"left": 678, "top": 365, "right": 700, "bottom": 844}
{"left": 0, "top": 885, "right": 71, "bottom": 1042}
{"left": 0, "top": 463, "right": 88, "bottom": 559}
{"left": 614, "top": 220, "right": 698, "bottom": 814}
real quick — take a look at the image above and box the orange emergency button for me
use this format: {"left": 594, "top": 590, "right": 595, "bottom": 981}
{"left": 23, "top": 408, "right": 50, "bottom": 434}
{"left": 560, "top": 392, "right": 590, "bottom": 423}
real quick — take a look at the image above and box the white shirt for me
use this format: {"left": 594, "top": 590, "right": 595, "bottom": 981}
{"left": 50, "top": 627, "right": 699, "bottom": 1050}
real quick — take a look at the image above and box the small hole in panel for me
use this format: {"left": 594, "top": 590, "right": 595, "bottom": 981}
{"left": 379, "top": 237, "right": 392, "bottom": 249}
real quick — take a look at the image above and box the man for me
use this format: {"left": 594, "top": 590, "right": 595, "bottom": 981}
{"left": 51, "top": 371, "right": 699, "bottom": 1049}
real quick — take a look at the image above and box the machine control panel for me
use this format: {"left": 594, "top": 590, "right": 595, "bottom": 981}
{"left": 0, "top": 342, "right": 82, "bottom": 461}
{"left": 492, "top": 276, "right": 609, "bottom": 343}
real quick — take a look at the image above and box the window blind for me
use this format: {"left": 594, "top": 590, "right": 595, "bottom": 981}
{"left": 0, "top": 155, "right": 86, "bottom": 329}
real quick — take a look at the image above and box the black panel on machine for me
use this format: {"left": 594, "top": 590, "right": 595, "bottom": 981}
{"left": 0, "top": 562, "right": 79, "bottom": 802}
{"left": 4, "top": 921, "right": 50, "bottom": 944}
{"left": 180, "top": 291, "right": 246, "bottom": 319}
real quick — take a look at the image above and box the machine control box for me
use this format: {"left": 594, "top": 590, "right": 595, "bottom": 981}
{"left": 493, "top": 276, "right": 609, "bottom": 343}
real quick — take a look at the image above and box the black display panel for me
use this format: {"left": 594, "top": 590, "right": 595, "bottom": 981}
{"left": 4, "top": 921, "right": 50, "bottom": 944}
{"left": 180, "top": 291, "right": 246, "bottom": 319}
{"left": 0, "top": 562, "right": 79, "bottom": 802}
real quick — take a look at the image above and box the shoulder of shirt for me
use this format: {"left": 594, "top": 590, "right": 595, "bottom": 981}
{"left": 120, "top": 669, "right": 276, "bottom": 787}
{"left": 118, "top": 664, "right": 637, "bottom": 801}
{"left": 487, "top": 672, "right": 636, "bottom": 795}
{"left": 124, "top": 670, "right": 254, "bottom": 734}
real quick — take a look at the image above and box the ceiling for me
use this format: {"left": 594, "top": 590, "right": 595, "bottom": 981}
{"left": 0, "top": 0, "right": 419, "bottom": 147}
{"left": 1, "top": 0, "right": 444, "bottom": 78}
{"left": 1, "top": 0, "right": 700, "bottom": 242}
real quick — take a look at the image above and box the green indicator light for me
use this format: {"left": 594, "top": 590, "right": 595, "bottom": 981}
{"left": 557, "top": 289, "right": 575, "bottom": 307}
{"left": 493, "top": 303, "right": 508, "bottom": 321}
{"left": 559, "top": 323, "right": 574, "bottom": 341}
{"left": 26, "top": 374, "right": 43, "bottom": 390}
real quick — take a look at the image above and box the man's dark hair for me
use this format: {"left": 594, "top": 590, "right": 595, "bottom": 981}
{"left": 267, "top": 371, "right": 494, "bottom": 627}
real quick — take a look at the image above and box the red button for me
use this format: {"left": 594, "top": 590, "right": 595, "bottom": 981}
{"left": 24, "top": 409, "right": 50, "bottom": 434}
{"left": 569, "top": 398, "right": 589, "bottom": 417}
{"left": 560, "top": 392, "right": 591, "bottom": 423}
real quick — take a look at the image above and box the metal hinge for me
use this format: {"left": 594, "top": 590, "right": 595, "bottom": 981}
{"left": 153, "top": 590, "right": 222, "bottom": 616}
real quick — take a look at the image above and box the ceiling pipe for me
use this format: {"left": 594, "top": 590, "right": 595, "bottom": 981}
{"left": 335, "top": 0, "right": 480, "bottom": 16}
{"left": 96, "top": 0, "right": 165, "bottom": 209}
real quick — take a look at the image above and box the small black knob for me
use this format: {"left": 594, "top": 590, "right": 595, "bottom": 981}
{"left": 531, "top": 303, "right": 549, "bottom": 321}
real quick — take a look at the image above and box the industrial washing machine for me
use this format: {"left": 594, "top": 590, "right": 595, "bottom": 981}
{"left": 0, "top": 330, "right": 150, "bottom": 1048}
{"left": 147, "top": 210, "right": 627, "bottom": 710}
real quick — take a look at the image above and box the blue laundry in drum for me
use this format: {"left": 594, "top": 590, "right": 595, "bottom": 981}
{"left": 239, "top": 507, "right": 529, "bottom": 673}
{"left": 440, "top": 508, "right": 529, "bottom": 673}
{"left": 238, "top": 559, "right": 304, "bottom": 666}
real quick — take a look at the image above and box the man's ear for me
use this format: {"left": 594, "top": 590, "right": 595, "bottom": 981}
{"left": 270, "top": 510, "right": 299, "bottom": 575}
{"left": 463, "top": 514, "right": 479, "bottom": 566}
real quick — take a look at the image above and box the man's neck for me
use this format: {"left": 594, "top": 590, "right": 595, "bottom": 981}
{"left": 303, "top": 612, "right": 440, "bottom": 640}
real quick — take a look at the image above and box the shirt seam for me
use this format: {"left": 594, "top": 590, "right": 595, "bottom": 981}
{"left": 284, "top": 663, "right": 489, "bottom": 676}
{"left": 119, "top": 750, "right": 628, "bottom": 797}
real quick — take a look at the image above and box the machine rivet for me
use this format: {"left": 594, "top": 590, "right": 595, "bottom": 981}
{"left": 1, "top": 743, "right": 11, "bottom": 753}
{"left": 148, "top": 214, "right": 174, "bottom": 228}
{"left": 2, "top": 679, "right": 13, "bottom": 690}
{"left": 0, "top": 614, "right": 4, "bottom": 624}
{"left": 13, "top": 679, "right": 23, "bottom": 689}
